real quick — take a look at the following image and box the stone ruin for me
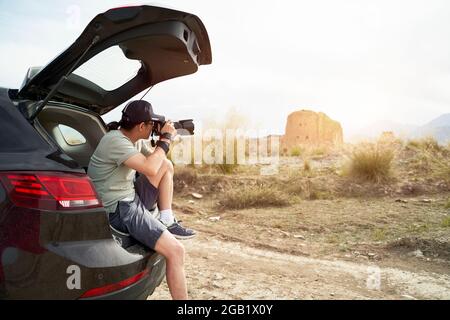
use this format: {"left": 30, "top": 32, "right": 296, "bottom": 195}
{"left": 280, "top": 110, "right": 343, "bottom": 152}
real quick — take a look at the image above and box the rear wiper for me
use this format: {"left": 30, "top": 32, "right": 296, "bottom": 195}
{"left": 29, "top": 35, "right": 100, "bottom": 122}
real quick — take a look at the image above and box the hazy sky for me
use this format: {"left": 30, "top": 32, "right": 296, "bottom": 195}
{"left": 1, "top": 0, "right": 449, "bottom": 139}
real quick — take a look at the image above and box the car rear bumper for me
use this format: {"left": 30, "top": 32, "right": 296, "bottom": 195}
{"left": 1, "top": 240, "right": 166, "bottom": 299}
{"left": 81, "top": 255, "right": 166, "bottom": 300}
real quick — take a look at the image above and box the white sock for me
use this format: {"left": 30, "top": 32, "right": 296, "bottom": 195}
{"left": 160, "top": 209, "right": 175, "bottom": 226}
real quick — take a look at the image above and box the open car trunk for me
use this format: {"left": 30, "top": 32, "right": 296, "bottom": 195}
{"left": 34, "top": 103, "right": 107, "bottom": 170}
{"left": 18, "top": 4, "right": 212, "bottom": 254}
{"left": 18, "top": 5, "right": 212, "bottom": 116}
{"left": 34, "top": 103, "right": 160, "bottom": 252}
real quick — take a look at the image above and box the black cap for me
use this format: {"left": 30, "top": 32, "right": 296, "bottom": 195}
{"left": 121, "top": 100, "right": 165, "bottom": 123}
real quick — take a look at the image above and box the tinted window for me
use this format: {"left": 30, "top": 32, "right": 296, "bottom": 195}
{"left": 58, "top": 125, "right": 86, "bottom": 146}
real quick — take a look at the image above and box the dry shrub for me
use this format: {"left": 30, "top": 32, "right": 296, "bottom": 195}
{"left": 173, "top": 166, "right": 198, "bottom": 191}
{"left": 277, "top": 176, "right": 333, "bottom": 200}
{"left": 219, "top": 185, "right": 290, "bottom": 209}
{"left": 309, "top": 145, "right": 332, "bottom": 159}
{"left": 290, "top": 146, "right": 303, "bottom": 157}
{"left": 303, "top": 158, "right": 311, "bottom": 172}
{"left": 406, "top": 137, "right": 444, "bottom": 153}
{"left": 406, "top": 137, "right": 450, "bottom": 182}
{"left": 343, "top": 143, "right": 395, "bottom": 183}
{"left": 289, "top": 145, "right": 331, "bottom": 158}
{"left": 442, "top": 216, "right": 450, "bottom": 228}
{"left": 445, "top": 199, "right": 450, "bottom": 210}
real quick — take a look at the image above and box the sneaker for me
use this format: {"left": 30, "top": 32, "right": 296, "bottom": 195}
{"left": 166, "top": 220, "right": 196, "bottom": 240}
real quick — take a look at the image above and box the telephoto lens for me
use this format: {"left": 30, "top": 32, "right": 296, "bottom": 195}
{"left": 173, "top": 119, "right": 194, "bottom": 135}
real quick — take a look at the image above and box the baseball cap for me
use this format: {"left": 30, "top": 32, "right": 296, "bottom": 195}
{"left": 121, "top": 100, "right": 165, "bottom": 123}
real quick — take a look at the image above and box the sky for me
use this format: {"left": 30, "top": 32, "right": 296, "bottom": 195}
{"left": 1, "top": 0, "right": 449, "bottom": 140}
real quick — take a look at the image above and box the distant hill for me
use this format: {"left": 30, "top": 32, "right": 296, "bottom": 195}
{"left": 425, "top": 113, "right": 450, "bottom": 127}
{"left": 364, "top": 120, "right": 419, "bottom": 139}
{"left": 348, "top": 114, "right": 450, "bottom": 144}
{"left": 411, "top": 113, "right": 450, "bottom": 144}
{"left": 347, "top": 120, "right": 419, "bottom": 142}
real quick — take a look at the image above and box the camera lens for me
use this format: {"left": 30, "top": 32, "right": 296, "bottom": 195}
{"left": 174, "top": 120, "right": 194, "bottom": 135}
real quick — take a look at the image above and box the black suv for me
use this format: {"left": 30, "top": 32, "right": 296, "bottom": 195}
{"left": 0, "top": 5, "right": 211, "bottom": 299}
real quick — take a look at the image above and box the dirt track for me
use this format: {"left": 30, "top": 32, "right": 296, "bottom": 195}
{"left": 150, "top": 233, "right": 450, "bottom": 300}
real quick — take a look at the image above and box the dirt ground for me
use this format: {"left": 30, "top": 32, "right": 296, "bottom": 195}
{"left": 150, "top": 234, "right": 450, "bottom": 300}
{"left": 150, "top": 196, "right": 450, "bottom": 300}
{"left": 150, "top": 146, "right": 450, "bottom": 300}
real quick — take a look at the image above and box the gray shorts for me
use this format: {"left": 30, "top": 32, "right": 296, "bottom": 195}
{"left": 109, "top": 175, "right": 166, "bottom": 249}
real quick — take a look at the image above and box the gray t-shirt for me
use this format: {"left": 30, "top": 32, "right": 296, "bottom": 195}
{"left": 87, "top": 130, "right": 152, "bottom": 213}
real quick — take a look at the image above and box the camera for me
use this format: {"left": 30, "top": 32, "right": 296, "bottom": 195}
{"left": 173, "top": 119, "right": 195, "bottom": 135}
{"left": 152, "top": 118, "right": 195, "bottom": 137}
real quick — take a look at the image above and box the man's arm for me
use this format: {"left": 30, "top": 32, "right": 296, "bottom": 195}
{"left": 123, "top": 121, "right": 176, "bottom": 177}
{"left": 137, "top": 139, "right": 154, "bottom": 158}
{"left": 124, "top": 145, "right": 167, "bottom": 177}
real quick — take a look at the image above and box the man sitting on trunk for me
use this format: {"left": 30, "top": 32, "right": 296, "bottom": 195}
{"left": 87, "top": 100, "right": 195, "bottom": 300}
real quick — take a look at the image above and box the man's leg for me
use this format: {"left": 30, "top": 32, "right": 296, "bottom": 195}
{"left": 145, "top": 158, "right": 174, "bottom": 212}
{"left": 116, "top": 196, "right": 188, "bottom": 300}
{"left": 154, "top": 231, "right": 188, "bottom": 300}
{"left": 141, "top": 159, "right": 196, "bottom": 239}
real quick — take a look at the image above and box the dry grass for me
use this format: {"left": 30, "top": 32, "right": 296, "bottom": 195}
{"left": 445, "top": 199, "right": 450, "bottom": 209}
{"left": 303, "top": 158, "right": 312, "bottom": 172}
{"left": 308, "top": 145, "right": 332, "bottom": 159}
{"left": 284, "top": 182, "right": 303, "bottom": 196}
{"left": 173, "top": 166, "right": 198, "bottom": 191}
{"left": 288, "top": 145, "right": 332, "bottom": 159}
{"left": 406, "top": 137, "right": 445, "bottom": 153}
{"left": 214, "top": 163, "right": 238, "bottom": 174}
{"left": 343, "top": 143, "right": 395, "bottom": 183}
{"left": 290, "top": 146, "right": 303, "bottom": 157}
{"left": 173, "top": 138, "right": 450, "bottom": 261}
{"left": 442, "top": 216, "right": 450, "bottom": 228}
{"left": 372, "top": 228, "right": 387, "bottom": 241}
{"left": 426, "top": 154, "right": 449, "bottom": 181}
{"left": 173, "top": 136, "right": 448, "bottom": 201}
{"left": 219, "top": 185, "right": 290, "bottom": 209}
{"left": 278, "top": 176, "right": 333, "bottom": 200}
{"left": 406, "top": 137, "right": 450, "bottom": 182}
{"left": 175, "top": 166, "right": 198, "bottom": 183}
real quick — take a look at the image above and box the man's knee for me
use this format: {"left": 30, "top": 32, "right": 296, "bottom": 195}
{"left": 173, "top": 241, "right": 185, "bottom": 259}
{"left": 167, "top": 241, "right": 185, "bottom": 264}
{"left": 164, "top": 158, "right": 174, "bottom": 175}
{"left": 157, "top": 233, "right": 185, "bottom": 262}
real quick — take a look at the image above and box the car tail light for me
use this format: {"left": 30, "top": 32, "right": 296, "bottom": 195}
{"left": 0, "top": 171, "right": 102, "bottom": 211}
{"left": 80, "top": 268, "right": 150, "bottom": 299}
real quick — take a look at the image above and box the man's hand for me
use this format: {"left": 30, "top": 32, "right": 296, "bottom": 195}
{"left": 160, "top": 121, "right": 177, "bottom": 142}
{"left": 124, "top": 121, "right": 176, "bottom": 176}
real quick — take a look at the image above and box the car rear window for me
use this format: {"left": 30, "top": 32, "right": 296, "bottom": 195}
{"left": 58, "top": 124, "right": 87, "bottom": 146}
{"left": 73, "top": 45, "right": 142, "bottom": 91}
{"left": 0, "top": 89, "right": 52, "bottom": 153}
